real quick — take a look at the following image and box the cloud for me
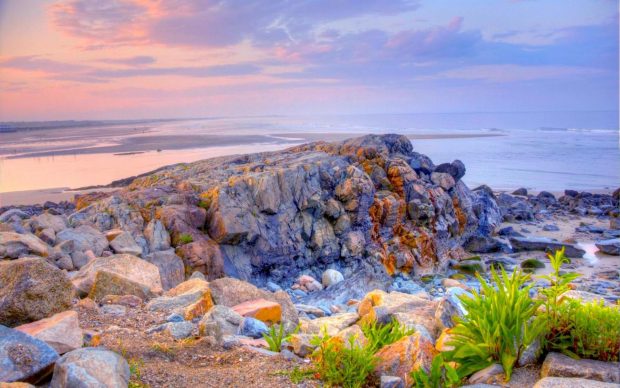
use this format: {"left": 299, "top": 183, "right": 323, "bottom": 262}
{"left": 417, "top": 64, "right": 607, "bottom": 82}
{"left": 89, "top": 63, "right": 261, "bottom": 78}
{"left": 0, "top": 55, "right": 90, "bottom": 73}
{"left": 49, "top": 0, "right": 420, "bottom": 48}
{"left": 99, "top": 55, "right": 156, "bottom": 66}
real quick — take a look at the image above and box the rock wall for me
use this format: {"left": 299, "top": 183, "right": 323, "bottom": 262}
{"left": 69, "top": 135, "right": 501, "bottom": 285}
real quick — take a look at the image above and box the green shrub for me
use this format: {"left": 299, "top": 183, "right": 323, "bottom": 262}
{"left": 262, "top": 324, "right": 299, "bottom": 352}
{"left": 520, "top": 258, "right": 545, "bottom": 270}
{"left": 361, "top": 318, "right": 414, "bottom": 353}
{"left": 310, "top": 330, "right": 377, "bottom": 388}
{"left": 539, "top": 248, "right": 619, "bottom": 361}
{"left": 446, "top": 268, "right": 544, "bottom": 380}
{"left": 178, "top": 233, "right": 193, "bottom": 245}
{"left": 411, "top": 353, "right": 461, "bottom": 388}
{"left": 546, "top": 299, "right": 620, "bottom": 361}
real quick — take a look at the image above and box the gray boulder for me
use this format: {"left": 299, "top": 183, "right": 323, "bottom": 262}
{"left": 144, "top": 249, "right": 185, "bottom": 290}
{"left": 541, "top": 352, "right": 619, "bottom": 383}
{"left": 109, "top": 231, "right": 142, "bottom": 256}
{"left": 509, "top": 236, "right": 585, "bottom": 258}
{"left": 0, "top": 209, "right": 29, "bottom": 223}
{"left": 534, "top": 377, "right": 620, "bottom": 387}
{"left": 0, "top": 232, "right": 49, "bottom": 259}
{"left": 0, "top": 257, "right": 73, "bottom": 327}
{"left": 595, "top": 238, "right": 620, "bottom": 256}
{"left": 144, "top": 219, "right": 171, "bottom": 252}
{"left": 0, "top": 325, "right": 59, "bottom": 384}
{"left": 50, "top": 347, "right": 130, "bottom": 388}
{"left": 56, "top": 225, "right": 108, "bottom": 256}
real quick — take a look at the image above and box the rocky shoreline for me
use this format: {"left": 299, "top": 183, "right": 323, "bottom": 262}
{"left": 1, "top": 134, "right": 619, "bottom": 387}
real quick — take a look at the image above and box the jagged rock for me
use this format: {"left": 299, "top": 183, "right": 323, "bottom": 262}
{"left": 435, "top": 287, "right": 469, "bottom": 329}
{"left": 434, "top": 160, "right": 466, "bottom": 182}
{"left": 0, "top": 325, "right": 59, "bottom": 384}
{"left": 50, "top": 348, "right": 130, "bottom": 388}
{"left": 0, "top": 257, "right": 73, "bottom": 327}
{"left": 101, "top": 294, "right": 142, "bottom": 308}
{"left": 35, "top": 228, "right": 55, "bottom": 246}
{"left": 431, "top": 172, "right": 456, "bottom": 191}
{"left": 56, "top": 225, "right": 108, "bottom": 256}
{"left": 109, "top": 231, "right": 142, "bottom": 256}
{"left": 144, "top": 219, "right": 171, "bottom": 252}
{"left": 143, "top": 249, "right": 185, "bottom": 290}
{"left": 509, "top": 236, "right": 585, "bottom": 258}
{"left": 595, "top": 238, "right": 620, "bottom": 256}
{"left": 0, "top": 209, "right": 29, "bottom": 223}
{"left": 373, "top": 332, "right": 437, "bottom": 386}
{"left": 231, "top": 299, "right": 281, "bottom": 324}
{"left": 165, "top": 321, "right": 194, "bottom": 340}
{"left": 209, "top": 277, "right": 298, "bottom": 330}
{"left": 147, "top": 278, "right": 213, "bottom": 320}
{"left": 175, "top": 239, "right": 224, "bottom": 280}
{"left": 14, "top": 311, "right": 82, "bottom": 354}
{"left": 497, "top": 193, "right": 534, "bottom": 221}
{"left": 512, "top": 188, "right": 528, "bottom": 196}
{"left": 541, "top": 352, "right": 619, "bottom": 383}
{"left": 380, "top": 375, "right": 405, "bottom": 388}
{"left": 72, "top": 254, "right": 163, "bottom": 300}
{"left": 296, "top": 275, "right": 323, "bottom": 292}
{"left": 286, "top": 333, "right": 315, "bottom": 357}
{"left": 464, "top": 235, "right": 509, "bottom": 253}
{"left": 335, "top": 324, "right": 368, "bottom": 348}
{"left": 534, "top": 377, "right": 620, "bottom": 387}
{"left": 0, "top": 232, "right": 49, "bottom": 259}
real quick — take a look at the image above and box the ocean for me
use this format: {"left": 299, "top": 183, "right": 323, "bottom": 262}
{"left": 0, "top": 111, "right": 618, "bottom": 194}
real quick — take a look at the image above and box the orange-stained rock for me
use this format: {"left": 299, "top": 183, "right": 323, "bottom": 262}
{"left": 15, "top": 310, "right": 83, "bottom": 354}
{"left": 357, "top": 289, "right": 432, "bottom": 327}
{"left": 435, "top": 328, "right": 455, "bottom": 352}
{"left": 232, "top": 298, "right": 282, "bottom": 324}
{"left": 374, "top": 332, "right": 437, "bottom": 385}
{"left": 183, "top": 294, "right": 214, "bottom": 321}
{"left": 335, "top": 324, "right": 368, "bottom": 349}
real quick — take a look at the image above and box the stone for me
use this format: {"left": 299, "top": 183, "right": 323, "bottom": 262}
{"left": 322, "top": 269, "right": 344, "bottom": 288}
{"left": 14, "top": 311, "right": 82, "bottom": 355}
{"left": 50, "top": 347, "right": 130, "bottom": 388}
{"left": 30, "top": 213, "right": 67, "bottom": 233}
{"left": 534, "top": 377, "right": 620, "bottom": 388}
{"left": 297, "top": 275, "right": 323, "bottom": 292}
{"left": 147, "top": 278, "right": 213, "bottom": 320}
{"left": 165, "top": 321, "right": 194, "bottom": 340}
{"left": 453, "top": 258, "right": 486, "bottom": 274}
{"left": 287, "top": 334, "right": 315, "bottom": 357}
{"left": 541, "top": 352, "right": 619, "bottom": 383}
{"left": 373, "top": 333, "right": 437, "bottom": 386}
{"left": 72, "top": 254, "right": 163, "bottom": 301}
{"left": 435, "top": 287, "right": 469, "bottom": 329}
{"left": 56, "top": 225, "right": 109, "bottom": 256}
{"left": 209, "top": 277, "right": 298, "bottom": 330}
{"left": 100, "top": 294, "right": 142, "bottom": 308}
{"left": 238, "top": 317, "right": 269, "bottom": 339}
{"left": 0, "top": 325, "right": 59, "bottom": 384}
{"left": 101, "top": 304, "right": 127, "bottom": 316}
{"left": 468, "top": 364, "right": 504, "bottom": 385}
{"left": 335, "top": 324, "right": 368, "bottom": 349}
{"left": 464, "top": 235, "right": 509, "bottom": 254}
{"left": 82, "top": 330, "right": 101, "bottom": 347}
{"left": 559, "top": 290, "right": 613, "bottom": 306}
{"left": 0, "top": 209, "right": 29, "bottom": 223}
{"left": 595, "top": 238, "right": 620, "bottom": 256}
{"left": 0, "top": 258, "right": 73, "bottom": 327}
{"left": 303, "top": 312, "right": 359, "bottom": 336}
{"left": 198, "top": 305, "right": 243, "bottom": 340}
{"left": 143, "top": 249, "right": 185, "bottom": 290}
{"left": 109, "top": 232, "right": 143, "bottom": 256}
{"left": 0, "top": 232, "right": 49, "bottom": 259}
{"left": 144, "top": 219, "right": 171, "bottom": 252}
{"left": 175, "top": 239, "right": 224, "bottom": 280}
{"left": 380, "top": 375, "right": 405, "bottom": 388}
{"left": 431, "top": 172, "right": 456, "bottom": 191}
{"left": 512, "top": 188, "right": 528, "bottom": 196}
{"left": 36, "top": 228, "right": 55, "bottom": 246}
{"left": 543, "top": 224, "right": 561, "bottom": 232}
{"left": 295, "top": 304, "right": 326, "bottom": 318}
{"left": 231, "top": 298, "right": 282, "bottom": 324}
{"left": 509, "top": 236, "right": 585, "bottom": 258}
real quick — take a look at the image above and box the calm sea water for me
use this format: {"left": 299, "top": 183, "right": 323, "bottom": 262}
{"left": 0, "top": 111, "right": 618, "bottom": 193}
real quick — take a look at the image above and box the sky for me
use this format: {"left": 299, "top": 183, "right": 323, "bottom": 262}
{"left": 0, "top": 0, "right": 618, "bottom": 121}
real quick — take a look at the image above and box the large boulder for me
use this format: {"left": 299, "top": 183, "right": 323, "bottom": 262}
{"left": 143, "top": 219, "right": 171, "bottom": 252}
{"left": 231, "top": 298, "right": 281, "bottom": 324}
{"left": 109, "top": 232, "right": 142, "bottom": 256}
{"left": 303, "top": 312, "right": 359, "bottom": 336}
{"left": 30, "top": 213, "right": 68, "bottom": 233}
{"left": 72, "top": 254, "right": 163, "bottom": 300}
{"left": 14, "top": 311, "right": 82, "bottom": 355}
{"left": 50, "top": 348, "right": 130, "bottom": 388}
{"left": 541, "top": 353, "right": 619, "bottom": 383}
{"left": 373, "top": 332, "right": 437, "bottom": 386}
{"left": 0, "top": 325, "right": 59, "bottom": 384}
{"left": 146, "top": 278, "right": 213, "bottom": 320}
{"left": 0, "top": 258, "right": 73, "bottom": 327}
{"left": 198, "top": 305, "right": 243, "bottom": 341}
{"left": 0, "top": 232, "right": 49, "bottom": 259}
{"left": 143, "top": 249, "right": 185, "bottom": 290}
{"left": 56, "top": 225, "right": 108, "bottom": 256}
{"left": 209, "top": 277, "right": 298, "bottom": 329}
{"left": 534, "top": 377, "right": 620, "bottom": 388}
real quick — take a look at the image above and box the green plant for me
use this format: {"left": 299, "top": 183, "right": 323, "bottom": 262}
{"left": 446, "top": 268, "right": 544, "bottom": 380}
{"left": 544, "top": 298, "right": 620, "bottom": 361}
{"left": 272, "top": 366, "right": 316, "bottom": 384}
{"left": 178, "top": 233, "right": 193, "bottom": 245}
{"left": 310, "top": 329, "right": 377, "bottom": 388}
{"left": 361, "top": 318, "right": 414, "bottom": 353}
{"left": 411, "top": 353, "right": 461, "bottom": 388}
{"left": 262, "top": 324, "right": 299, "bottom": 352}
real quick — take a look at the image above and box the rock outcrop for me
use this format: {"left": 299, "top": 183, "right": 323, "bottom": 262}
{"left": 66, "top": 135, "right": 500, "bottom": 287}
